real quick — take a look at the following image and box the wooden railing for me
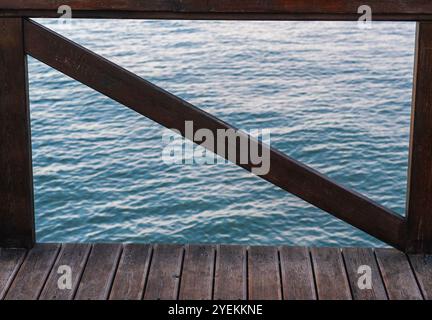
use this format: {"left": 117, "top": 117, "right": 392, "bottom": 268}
{"left": 0, "top": 1, "right": 431, "bottom": 253}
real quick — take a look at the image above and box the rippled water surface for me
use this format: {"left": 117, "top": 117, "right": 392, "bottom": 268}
{"left": 30, "top": 19, "right": 415, "bottom": 247}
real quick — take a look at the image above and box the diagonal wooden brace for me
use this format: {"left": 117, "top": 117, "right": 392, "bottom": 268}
{"left": 22, "top": 19, "right": 405, "bottom": 250}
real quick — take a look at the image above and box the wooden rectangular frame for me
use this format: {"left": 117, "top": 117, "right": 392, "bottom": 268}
{"left": 0, "top": 1, "right": 430, "bottom": 253}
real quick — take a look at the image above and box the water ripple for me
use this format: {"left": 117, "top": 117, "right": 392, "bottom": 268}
{"left": 30, "top": 19, "right": 415, "bottom": 247}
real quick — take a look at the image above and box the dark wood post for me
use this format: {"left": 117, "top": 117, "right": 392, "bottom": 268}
{"left": 406, "top": 22, "right": 432, "bottom": 253}
{"left": 0, "top": 18, "right": 35, "bottom": 248}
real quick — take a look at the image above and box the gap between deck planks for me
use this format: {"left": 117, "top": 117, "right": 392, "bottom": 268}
{"left": 0, "top": 244, "right": 431, "bottom": 300}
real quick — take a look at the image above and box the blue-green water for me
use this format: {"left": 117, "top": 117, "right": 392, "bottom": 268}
{"left": 30, "top": 19, "right": 415, "bottom": 247}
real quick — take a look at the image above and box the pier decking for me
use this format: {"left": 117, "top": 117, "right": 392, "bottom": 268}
{"left": 1, "top": 244, "right": 431, "bottom": 300}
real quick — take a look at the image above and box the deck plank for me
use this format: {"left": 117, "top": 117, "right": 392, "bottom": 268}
{"left": 408, "top": 254, "right": 432, "bottom": 300}
{"left": 109, "top": 244, "right": 152, "bottom": 300}
{"left": 5, "top": 244, "right": 60, "bottom": 300}
{"left": 375, "top": 248, "right": 423, "bottom": 300}
{"left": 214, "top": 245, "right": 247, "bottom": 300}
{"left": 342, "top": 248, "right": 387, "bottom": 300}
{"left": 248, "top": 246, "right": 282, "bottom": 300}
{"left": 0, "top": 248, "right": 27, "bottom": 299}
{"left": 74, "top": 244, "right": 122, "bottom": 300}
{"left": 311, "top": 247, "right": 351, "bottom": 300}
{"left": 179, "top": 245, "right": 215, "bottom": 300}
{"left": 143, "top": 244, "right": 184, "bottom": 300}
{"left": 279, "top": 247, "right": 316, "bottom": 300}
{"left": 1, "top": 244, "right": 431, "bottom": 300}
{"left": 39, "top": 244, "right": 91, "bottom": 300}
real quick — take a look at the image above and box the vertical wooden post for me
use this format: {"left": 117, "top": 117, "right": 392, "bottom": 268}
{"left": 0, "top": 18, "right": 35, "bottom": 248}
{"left": 406, "top": 22, "right": 432, "bottom": 253}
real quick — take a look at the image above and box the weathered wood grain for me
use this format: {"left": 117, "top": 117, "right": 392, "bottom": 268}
{"left": 311, "top": 247, "right": 351, "bottom": 300}
{"left": 248, "top": 246, "right": 282, "bottom": 300}
{"left": 109, "top": 244, "right": 152, "bottom": 300}
{"left": 406, "top": 22, "right": 432, "bottom": 254}
{"left": 279, "top": 246, "right": 316, "bottom": 300}
{"left": 179, "top": 245, "right": 215, "bottom": 300}
{"left": 0, "top": 17, "right": 35, "bottom": 248}
{"left": 39, "top": 244, "right": 91, "bottom": 300}
{"left": 408, "top": 254, "right": 432, "bottom": 300}
{"left": 5, "top": 244, "right": 60, "bottom": 300}
{"left": 375, "top": 248, "right": 423, "bottom": 300}
{"left": 0, "top": 248, "right": 27, "bottom": 299}
{"left": 213, "top": 245, "right": 247, "bottom": 300}
{"left": 342, "top": 248, "right": 387, "bottom": 300}
{"left": 1, "top": 244, "right": 431, "bottom": 300}
{"left": 143, "top": 244, "right": 184, "bottom": 300}
{"left": 74, "top": 244, "right": 122, "bottom": 300}
{"left": 3, "top": 1, "right": 432, "bottom": 20}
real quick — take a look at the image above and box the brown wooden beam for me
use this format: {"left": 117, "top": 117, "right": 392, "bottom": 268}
{"left": 1, "top": 1, "right": 432, "bottom": 20}
{"left": 23, "top": 19, "right": 406, "bottom": 250}
{"left": 0, "top": 18, "right": 35, "bottom": 248}
{"left": 406, "top": 22, "right": 432, "bottom": 254}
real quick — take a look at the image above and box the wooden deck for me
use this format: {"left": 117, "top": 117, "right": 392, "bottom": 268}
{"left": 0, "top": 244, "right": 431, "bottom": 300}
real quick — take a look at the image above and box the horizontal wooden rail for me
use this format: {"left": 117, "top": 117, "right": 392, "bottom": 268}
{"left": 23, "top": 19, "right": 406, "bottom": 250}
{"left": 1, "top": 1, "right": 432, "bottom": 20}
